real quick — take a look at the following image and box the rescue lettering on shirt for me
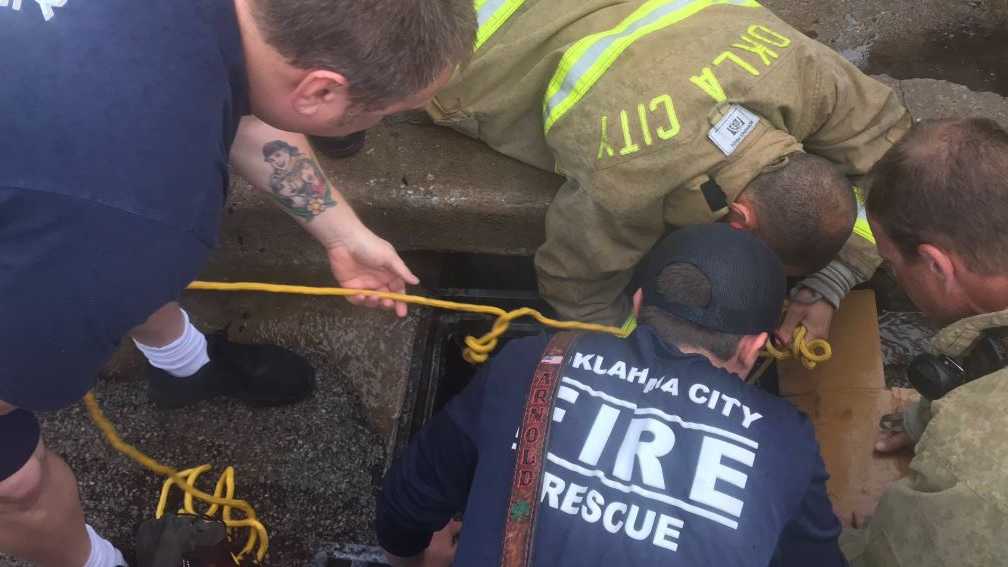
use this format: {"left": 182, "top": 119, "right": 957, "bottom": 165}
{"left": 540, "top": 471, "right": 686, "bottom": 551}
{"left": 1, "top": 0, "right": 67, "bottom": 22}
{"left": 595, "top": 24, "right": 792, "bottom": 162}
{"left": 570, "top": 352, "right": 763, "bottom": 428}
{"left": 533, "top": 374, "right": 761, "bottom": 555}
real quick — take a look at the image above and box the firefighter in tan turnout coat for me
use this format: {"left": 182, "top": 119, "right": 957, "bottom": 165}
{"left": 431, "top": 0, "right": 910, "bottom": 333}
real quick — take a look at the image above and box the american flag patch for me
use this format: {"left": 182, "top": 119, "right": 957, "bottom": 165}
{"left": 541, "top": 355, "right": 564, "bottom": 365}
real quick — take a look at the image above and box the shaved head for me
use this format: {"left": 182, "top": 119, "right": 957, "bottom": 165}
{"left": 741, "top": 152, "right": 856, "bottom": 274}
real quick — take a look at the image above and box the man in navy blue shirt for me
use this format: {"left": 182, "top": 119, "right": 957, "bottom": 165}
{"left": 377, "top": 224, "right": 845, "bottom": 566}
{"left": 0, "top": 1, "right": 476, "bottom": 565}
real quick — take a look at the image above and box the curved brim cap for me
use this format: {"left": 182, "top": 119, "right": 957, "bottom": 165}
{"left": 639, "top": 224, "right": 786, "bottom": 335}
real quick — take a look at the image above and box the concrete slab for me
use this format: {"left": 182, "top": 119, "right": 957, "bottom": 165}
{"left": 899, "top": 78, "right": 1008, "bottom": 126}
{"left": 207, "top": 117, "right": 562, "bottom": 287}
{"left": 761, "top": 0, "right": 1008, "bottom": 94}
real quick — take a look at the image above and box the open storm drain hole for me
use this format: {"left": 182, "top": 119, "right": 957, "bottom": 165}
{"left": 398, "top": 288, "right": 551, "bottom": 449}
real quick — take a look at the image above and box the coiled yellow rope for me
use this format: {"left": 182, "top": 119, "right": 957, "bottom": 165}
{"left": 83, "top": 392, "right": 268, "bottom": 563}
{"left": 764, "top": 325, "right": 832, "bottom": 370}
{"left": 85, "top": 280, "right": 832, "bottom": 565}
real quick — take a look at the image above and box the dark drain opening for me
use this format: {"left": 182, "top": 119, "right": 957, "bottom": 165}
{"left": 389, "top": 253, "right": 547, "bottom": 452}
{"left": 397, "top": 288, "right": 551, "bottom": 454}
{"left": 399, "top": 252, "right": 540, "bottom": 291}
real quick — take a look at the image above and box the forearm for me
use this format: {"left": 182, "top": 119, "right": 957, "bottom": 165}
{"left": 798, "top": 232, "right": 880, "bottom": 308}
{"left": 535, "top": 178, "right": 659, "bottom": 326}
{"left": 376, "top": 412, "right": 474, "bottom": 559}
{"left": 534, "top": 260, "right": 635, "bottom": 326}
{"left": 229, "top": 115, "right": 367, "bottom": 248}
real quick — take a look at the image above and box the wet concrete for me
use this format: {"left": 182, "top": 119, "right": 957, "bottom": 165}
{"left": 897, "top": 77, "right": 1008, "bottom": 127}
{"left": 879, "top": 311, "right": 937, "bottom": 388}
{"left": 762, "top": 0, "right": 1008, "bottom": 74}
{"left": 868, "top": 267, "right": 939, "bottom": 388}
{"left": 867, "top": 30, "right": 1008, "bottom": 96}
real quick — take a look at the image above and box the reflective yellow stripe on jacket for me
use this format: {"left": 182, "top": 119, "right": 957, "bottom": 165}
{"left": 542, "top": 0, "right": 761, "bottom": 133}
{"left": 475, "top": 0, "right": 526, "bottom": 50}
{"left": 852, "top": 185, "right": 876, "bottom": 244}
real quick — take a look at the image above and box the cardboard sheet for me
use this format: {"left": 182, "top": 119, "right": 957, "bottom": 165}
{"left": 778, "top": 290, "right": 915, "bottom": 525}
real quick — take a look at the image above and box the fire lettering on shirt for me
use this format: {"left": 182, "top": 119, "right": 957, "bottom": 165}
{"left": 1, "top": 0, "right": 66, "bottom": 20}
{"left": 35, "top": 0, "right": 65, "bottom": 21}
{"left": 2, "top": 0, "right": 67, "bottom": 21}
{"left": 543, "top": 377, "right": 761, "bottom": 543}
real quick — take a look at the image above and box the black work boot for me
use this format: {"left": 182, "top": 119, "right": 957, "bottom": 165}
{"left": 147, "top": 332, "right": 316, "bottom": 409}
{"left": 135, "top": 513, "right": 238, "bottom": 567}
{"left": 310, "top": 130, "right": 367, "bottom": 159}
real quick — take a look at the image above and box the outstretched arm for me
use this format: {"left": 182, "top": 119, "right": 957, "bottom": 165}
{"left": 230, "top": 116, "right": 418, "bottom": 316}
{"left": 780, "top": 47, "right": 911, "bottom": 343}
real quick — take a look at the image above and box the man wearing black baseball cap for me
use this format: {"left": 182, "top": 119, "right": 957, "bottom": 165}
{"left": 376, "top": 224, "right": 844, "bottom": 567}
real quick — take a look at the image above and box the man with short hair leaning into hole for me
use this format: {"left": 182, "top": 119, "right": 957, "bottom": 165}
{"left": 430, "top": 0, "right": 912, "bottom": 348}
{"left": 840, "top": 118, "right": 1008, "bottom": 566}
{"left": 377, "top": 224, "right": 845, "bottom": 566}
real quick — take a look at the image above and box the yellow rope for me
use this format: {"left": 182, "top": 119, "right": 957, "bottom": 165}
{"left": 83, "top": 392, "right": 268, "bottom": 563}
{"left": 185, "top": 280, "right": 632, "bottom": 364}
{"left": 84, "top": 279, "right": 832, "bottom": 565}
{"left": 762, "top": 325, "right": 832, "bottom": 369}
{"left": 186, "top": 280, "right": 831, "bottom": 367}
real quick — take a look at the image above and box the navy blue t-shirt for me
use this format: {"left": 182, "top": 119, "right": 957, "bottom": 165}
{"left": 0, "top": 0, "right": 249, "bottom": 409}
{"left": 377, "top": 328, "right": 845, "bottom": 566}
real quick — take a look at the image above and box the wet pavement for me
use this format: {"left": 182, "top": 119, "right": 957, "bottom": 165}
{"left": 0, "top": 292, "right": 420, "bottom": 567}
{"left": 879, "top": 310, "right": 938, "bottom": 388}
{"left": 866, "top": 29, "right": 1008, "bottom": 96}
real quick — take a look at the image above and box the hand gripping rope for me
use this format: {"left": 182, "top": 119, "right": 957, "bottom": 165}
{"left": 84, "top": 280, "right": 833, "bottom": 564}
{"left": 763, "top": 324, "right": 832, "bottom": 369}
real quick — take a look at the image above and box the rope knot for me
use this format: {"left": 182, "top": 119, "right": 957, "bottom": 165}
{"left": 762, "top": 326, "right": 832, "bottom": 369}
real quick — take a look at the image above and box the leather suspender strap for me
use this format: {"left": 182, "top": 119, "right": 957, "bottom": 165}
{"left": 500, "top": 331, "right": 581, "bottom": 567}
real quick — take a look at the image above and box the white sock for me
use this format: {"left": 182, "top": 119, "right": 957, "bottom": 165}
{"left": 83, "top": 524, "right": 128, "bottom": 567}
{"left": 133, "top": 309, "right": 210, "bottom": 378}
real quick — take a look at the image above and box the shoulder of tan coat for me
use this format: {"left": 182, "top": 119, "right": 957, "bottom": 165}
{"left": 931, "top": 308, "right": 1008, "bottom": 357}
{"left": 912, "top": 367, "right": 1008, "bottom": 510}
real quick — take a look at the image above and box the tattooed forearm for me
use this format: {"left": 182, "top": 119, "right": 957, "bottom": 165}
{"left": 262, "top": 140, "right": 338, "bottom": 221}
